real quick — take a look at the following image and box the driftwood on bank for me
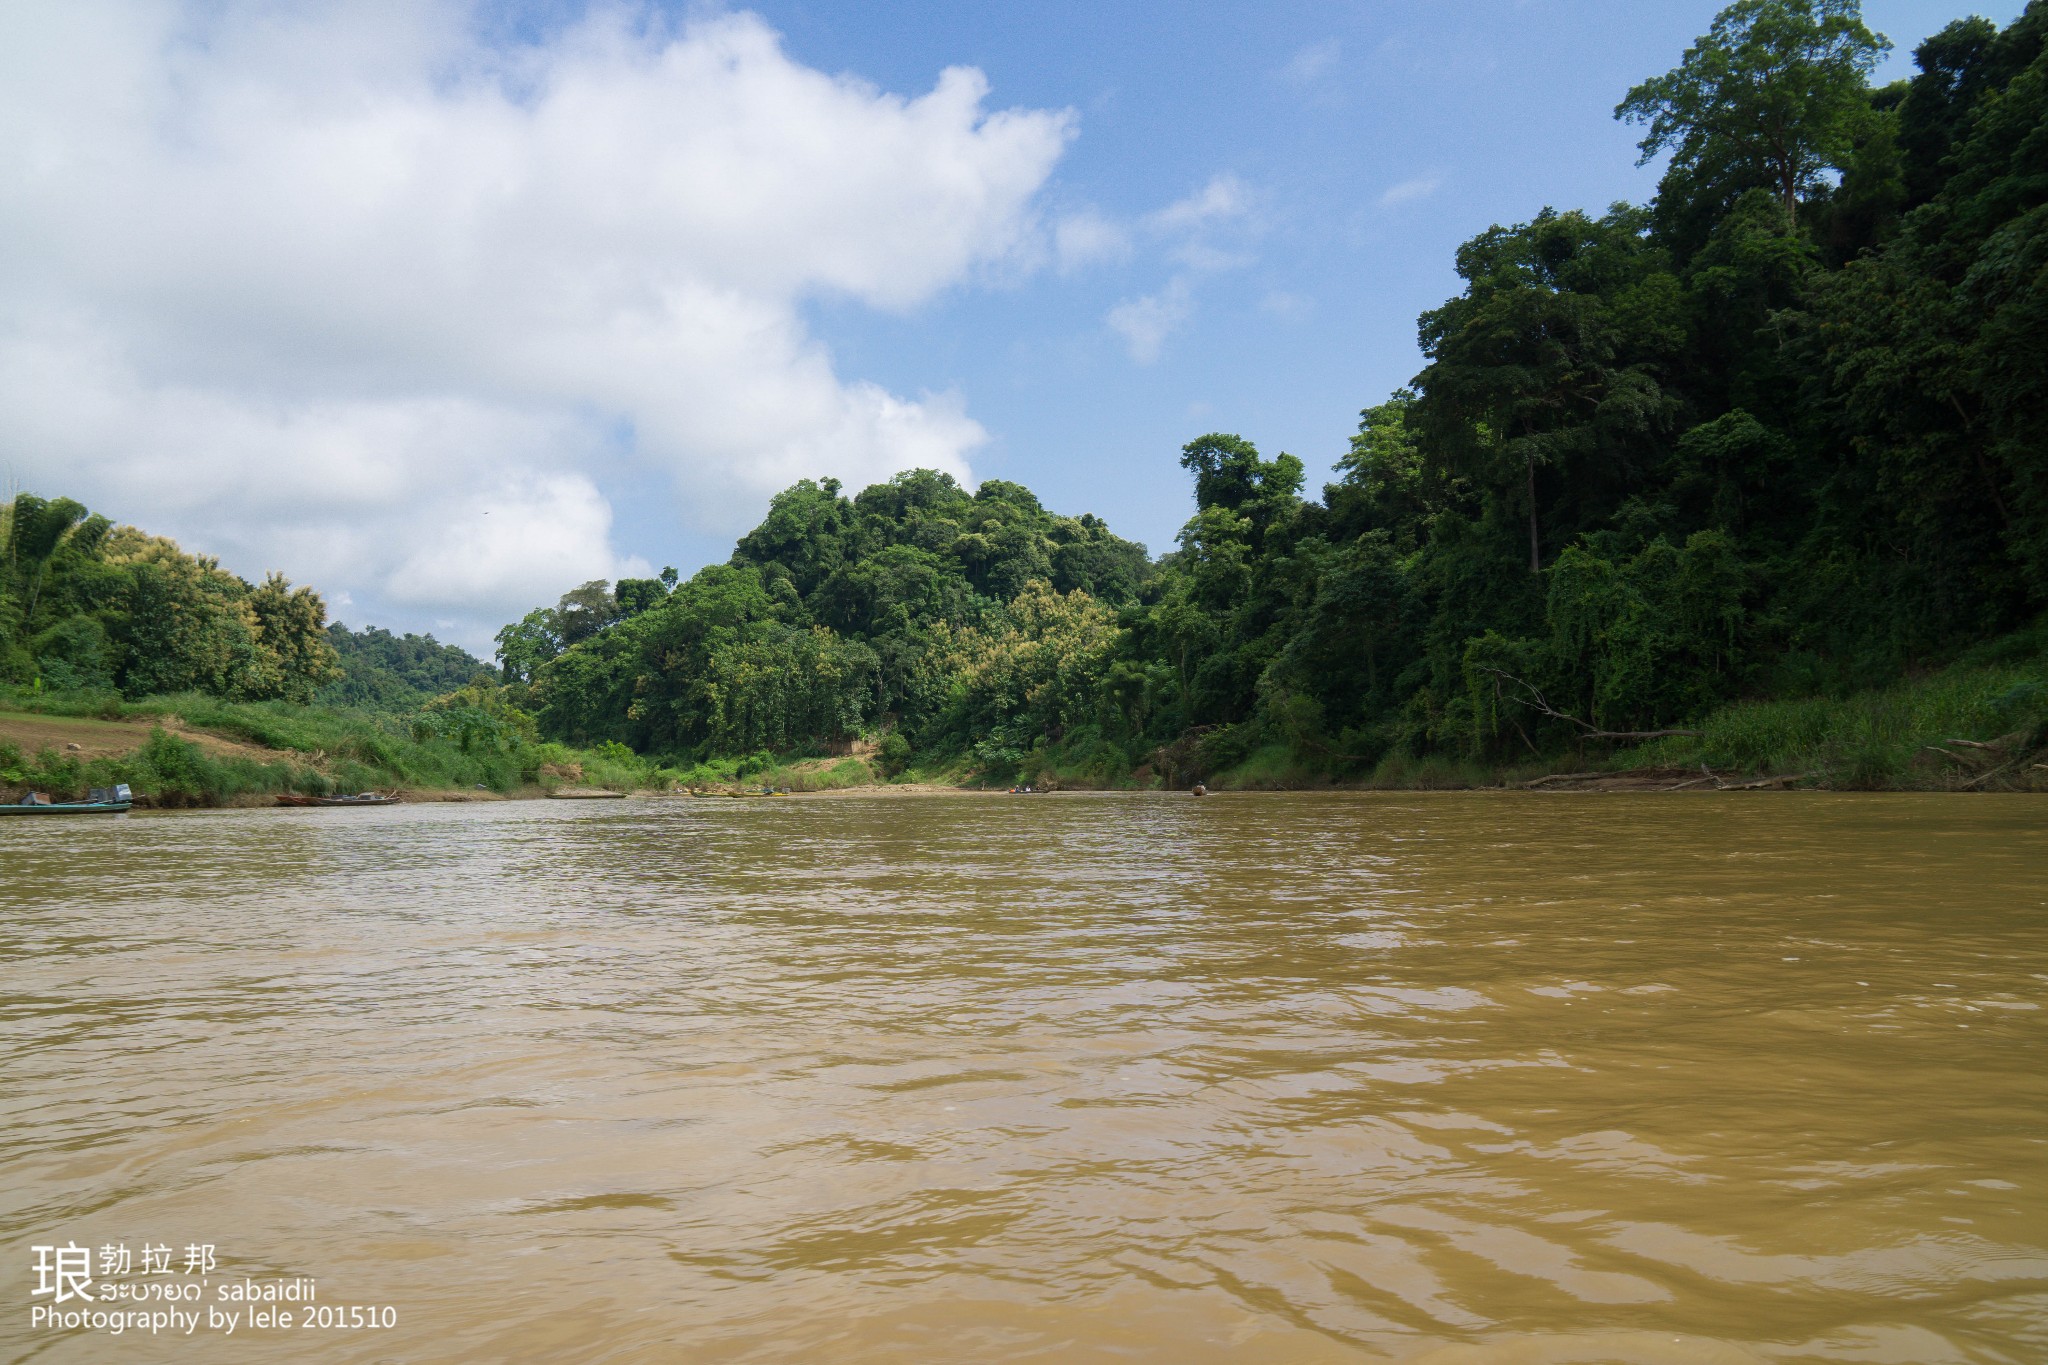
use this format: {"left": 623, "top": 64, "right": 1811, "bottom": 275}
{"left": 1474, "top": 667, "right": 1704, "bottom": 742}
{"left": 1958, "top": 752, "right": 2042, "bottom": 789}
{"left": 1718, "top": 772, "right": 1814, "bottom": 790}
{"left": 1921, "top": 732, "right": 2020, "bottom": 765}
{"left": 1515, "top": 772, "right": 1604, "bottom": 788}
{"left": 1513, "top": 765, "right": 1814, "bottom": 792}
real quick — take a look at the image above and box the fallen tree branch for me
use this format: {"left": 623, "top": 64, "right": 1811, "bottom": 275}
{"left": 1958, "top": 750, "right": 2042, "bottom": 790}
{"left": 1474, "top": 666, "right": 1704, "bottom": 741}
{"left": 1517, "top": 772, "right": 1604, "bottom": 788}
{"left": 1721, "top": 772, "right": 1812, "bottom": 790}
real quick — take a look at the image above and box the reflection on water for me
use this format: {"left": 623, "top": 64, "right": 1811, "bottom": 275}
{"left": 2, "top": 793, "right": 2044, "bottom": 1362}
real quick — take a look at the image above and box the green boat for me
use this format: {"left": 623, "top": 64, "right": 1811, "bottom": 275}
{"left": 1, "top": 784, "right": 133, "bottom": 815}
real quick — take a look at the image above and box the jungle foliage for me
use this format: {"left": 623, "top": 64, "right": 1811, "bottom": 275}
{"left": 498, "top": 471, "right": 1151, "bottom": 767}
{"left": 503, "top": 1, "right": 2048, "bottom": 784}
{"left": 0, "top": 494, "right": 340, "bottom": 703}
{"left": 319, "top": 623, "right": 490, "bottom": 711}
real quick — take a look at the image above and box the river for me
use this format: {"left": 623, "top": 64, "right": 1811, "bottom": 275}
{"left": 2, "top": 793, "right": 2043, "bottom": 1362}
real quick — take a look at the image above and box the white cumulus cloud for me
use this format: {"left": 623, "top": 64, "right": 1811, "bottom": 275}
{"left": 0, "top": 2, "right": 1073, "bottom": 648}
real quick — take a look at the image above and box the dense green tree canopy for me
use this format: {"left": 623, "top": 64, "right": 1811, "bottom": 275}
{"left": 501, "top": 469, "right": 1151, "bottom": 760}
{"left": 320, "top": 623, "right": 488, "bottom": 710}
{"left": 0, "top": 495, "right": 340, "bottom": 700}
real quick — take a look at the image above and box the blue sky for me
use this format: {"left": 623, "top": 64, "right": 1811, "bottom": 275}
{"left": 0, "top": 0, "right": 2021, "bottom": 651}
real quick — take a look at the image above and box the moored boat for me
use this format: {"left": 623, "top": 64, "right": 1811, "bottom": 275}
{"left": 2, "top": 784, "right": 132, "bottom": 815}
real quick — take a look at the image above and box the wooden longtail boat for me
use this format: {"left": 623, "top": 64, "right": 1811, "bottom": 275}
{"left": 2, "top": 785, "right": 132, "bottom": 815}
{"left": 2, "top": 797, "right": 132, "bottom": 815}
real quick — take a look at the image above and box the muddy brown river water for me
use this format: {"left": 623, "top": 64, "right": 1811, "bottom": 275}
{"left": 1, "top": 793, "right": 2044, "bottom": 1363}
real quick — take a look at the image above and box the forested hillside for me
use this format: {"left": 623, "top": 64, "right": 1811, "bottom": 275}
{"left": 502, "top": 0, "right": 2048, "bottom": 785}
{"left": 320, "top": 624, "right": 489, "bottom": 711}
{"left": 0, "top": 498, "right": 643, "bottom": 806}
{"left": 0, "top": 493, "right": 338, "bottom": 702}
{"left": 494, "top": 473, "right": 1151, "bottom": 770}
{"left": 0, "top": 494, "right": 482, "bottom": 713}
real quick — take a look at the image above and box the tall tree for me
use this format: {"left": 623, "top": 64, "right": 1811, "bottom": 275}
{"left": 1415, "top": 207, "right": 1684, "bottom": 574}
{"left": 1618, "top": 0, "right": 1890, "bottom": 227}
{"left": 247, "top": 572, "right": 341, "bottom": 703}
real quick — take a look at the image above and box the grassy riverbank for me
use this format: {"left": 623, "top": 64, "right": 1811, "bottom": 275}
{"left": 989, "top": 624, "right": 2048, "bottom": 794}
{"left": 0, "top": 690, "right": 674, "bottom": 807}
{"left": 1211, "top": 627, "right": 2048, "bottom": 793}
{"left": 1611, "top": 634, "right": 2048, "bottom": 791}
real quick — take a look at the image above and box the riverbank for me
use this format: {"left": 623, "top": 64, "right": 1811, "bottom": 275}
{"left": 6, "top": 628, "right": 2046, "bottom": 809}
{"left": 1102, "top": 632, "right": 2048, "bottom": 796}
{"left": 0, "top": 692, "right": 665, "bottom": 808}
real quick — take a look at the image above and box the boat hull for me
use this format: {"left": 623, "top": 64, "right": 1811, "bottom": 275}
{"left": 0, "top": 802, "right": 132, "bottom": 815}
